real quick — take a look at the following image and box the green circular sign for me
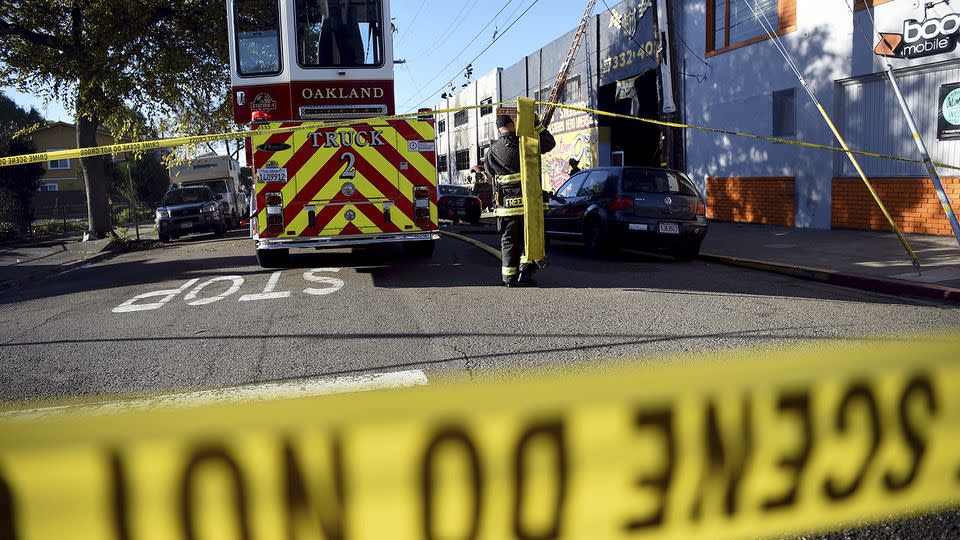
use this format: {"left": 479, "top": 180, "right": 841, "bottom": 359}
{"left": 944, "top": 88, "right": 960, "bottom": 125}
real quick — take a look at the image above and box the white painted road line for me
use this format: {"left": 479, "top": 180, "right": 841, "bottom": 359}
{"left": 0, "top": 369, "right": 429, "bottom": 421}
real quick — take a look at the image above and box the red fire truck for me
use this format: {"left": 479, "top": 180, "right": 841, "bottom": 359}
{"left": 227, "top": 0, "right": 439, "bottom": 267}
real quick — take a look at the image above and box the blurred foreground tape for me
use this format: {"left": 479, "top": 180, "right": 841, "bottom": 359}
{"left": 1, "top": 336, "right": 959, "bottom": 540}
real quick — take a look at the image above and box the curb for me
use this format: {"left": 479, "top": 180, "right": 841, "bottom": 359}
{"left": 0, "top": 246, "right": 129, "bottom": 292}
{"left": 699, "top": 253, "right": 960, "bottom": 305}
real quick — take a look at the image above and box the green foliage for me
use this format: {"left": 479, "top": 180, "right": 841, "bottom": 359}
{"left": 31, "top": 219, "right": 88, "bottom": 237}
{"left": 0, "top": 1, "right": 230, "bottom": 234}
{"left": 112, "top": 206, "right": 154, "bottom": 224}
{"left": 0, "top": 93, "right": 46, "bottom": 236}
{"left": 112, "top": 152, "right": 171, "bottom": 206}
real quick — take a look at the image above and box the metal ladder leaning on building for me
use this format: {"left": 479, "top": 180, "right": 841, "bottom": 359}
{"left": 540, "top": 0, "right": 597, "bottom": 129}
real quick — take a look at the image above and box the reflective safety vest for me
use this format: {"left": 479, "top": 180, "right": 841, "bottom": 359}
{"left": 494, "top": 173, "right": 524, "bottom": 217}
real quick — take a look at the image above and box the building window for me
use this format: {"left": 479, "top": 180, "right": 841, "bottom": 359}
{"left": 47, "top": 150, "right": 70, "bottom": 170}
{"left": 772, "top": 88, "right": 796, "bottom": 136}
{"left": 479, "top": 144, "right": 490, "bottom": 161}
{"left": 480, "top": 98, "right": 493, "bottom": 116}
{"left": 564, "top": 76, "right": 582, "bottom": 102}
{"left": 438, "top": 119, "right": 446, "bottom": 134}
{"left": 707, "top": 0, "right": 796, "bottom": 55}
{"left": 454, "top": 110, "right": 469, "bottom": 127}
{"left": 437, "top": 154, "right": 448, "bottom": 173}
{"left": 455, "top": 149, "right": 470, "bottom": 171}
{"left": 37, "top": 183, "right": 59, "bottom": 192}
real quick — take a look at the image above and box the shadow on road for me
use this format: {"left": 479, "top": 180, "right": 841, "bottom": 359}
{"left": 0, "top": 230, "right": 941, "bottom": 308}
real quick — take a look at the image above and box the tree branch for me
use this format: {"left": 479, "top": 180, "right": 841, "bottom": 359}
{"left": 0, "top": 17, "right": 68, "bottom": 52}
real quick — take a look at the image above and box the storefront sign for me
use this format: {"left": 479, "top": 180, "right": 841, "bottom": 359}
{"left": 938, "top": 82, "right": 960, "bottom": 141}
{"left": 875, "top": 12, "right": 960, "bottom": 59}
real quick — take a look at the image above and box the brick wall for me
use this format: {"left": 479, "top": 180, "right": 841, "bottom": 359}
{"left": 706, "top": 177, "right": 796, "bottom": 227}
{"left": 831, "top": 177, "right": 960, "bottom": 235}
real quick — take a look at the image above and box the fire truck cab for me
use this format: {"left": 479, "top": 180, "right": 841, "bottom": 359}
{"left": 226, "top": 0, "right": 439, "bottom": 267}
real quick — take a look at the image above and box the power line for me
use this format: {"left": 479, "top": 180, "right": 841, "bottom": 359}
{"left": 411, "top": 0, "right": 545, "bottom": 111}
{"left": 406, "top": 0, "right": 481, "bottom": 62}
{"left": 400, "top": 0, "right": 540, "bottom": 112}
{"left": 397, "top": 0, "right": 430, "bottom": 45}
{"left": 397, "top": 0, "right": 518, "bottom": 110}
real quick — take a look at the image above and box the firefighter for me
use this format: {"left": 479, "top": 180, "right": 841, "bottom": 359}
{"left": 484, "top": 114, "right": 556, "bottom": 287}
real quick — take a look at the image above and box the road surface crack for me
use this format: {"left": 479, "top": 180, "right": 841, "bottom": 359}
{"left": 450, "top": 344, "right": 477, "bottom": 379}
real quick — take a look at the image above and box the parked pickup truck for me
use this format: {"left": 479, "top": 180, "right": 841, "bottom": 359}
{"left": 168, "top": 154, "right": 246, "bottom": 229}
{"left": 155, "top": 186, "right": 227, "bottom": 243}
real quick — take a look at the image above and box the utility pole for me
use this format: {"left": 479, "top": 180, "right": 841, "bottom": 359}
{"left": 126, "top": 161, "right": 140, "bottom": 241}
{"left": 880, "top": 61, "right": 960, "bottom": 247}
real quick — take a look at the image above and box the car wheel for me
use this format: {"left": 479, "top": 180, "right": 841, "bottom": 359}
{"left": 213, "top": 221, "right": 226, "bottom": 237}
{"left": 256, "top": 248, "right": 289, "bottom": 268}
{"left": 404, "top": 240, "right": 436, "bottom": 258}
{"left": 583, "top": 220, "right": 608, "bottom": 258}
{"left": 159, "top": 232, "right": 171, "bottom": 243}
{"left": 673, "top": 241, "right": 702, "bottom": 262}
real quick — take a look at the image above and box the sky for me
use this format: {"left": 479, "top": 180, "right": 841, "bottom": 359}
{"left": 3, "top": 0, "right": 606, "bottom": 124}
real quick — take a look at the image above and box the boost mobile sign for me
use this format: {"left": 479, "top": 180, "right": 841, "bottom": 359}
{"left": 875, "top": 11, "right": 960, "bottom": 59}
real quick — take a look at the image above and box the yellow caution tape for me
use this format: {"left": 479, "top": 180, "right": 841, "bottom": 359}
{"left": 3, "top": 100, "right": 959, "bottom": 173}
{"left": 1, "top": 335, "right": 959, "bottom": 539}
{"left": 0, "top": 103, "right": 512, "bottom": 168}
{"left": 518, "top": 97, "right": 547, "bottom": 264}
{"left": 538, "top": 101, "right": 960, "bottom": 172}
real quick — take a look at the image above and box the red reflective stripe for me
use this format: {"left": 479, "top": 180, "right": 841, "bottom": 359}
{"left": 339, "top": 222, "right": 364, "bottom": 235}
{"left": 350, "top": 151, "right": 416, "bottom": 224}
{"left": 351, "top": 123, "right": 436, "bottom": 201}
{"left": 282, "top": 146, "right": 351, "bottom": 226}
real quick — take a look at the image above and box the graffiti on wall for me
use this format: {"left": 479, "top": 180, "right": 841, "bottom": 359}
{"left": 542, "top": 128, "right": 598, "bottom": 191}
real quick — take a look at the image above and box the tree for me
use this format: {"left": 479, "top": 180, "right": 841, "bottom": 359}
{"left": 0, "top": 1, "right": 229, "bottom": 238}
{"left": 112, "top": 151, "right": 170, "bottom": 207}
{"left": 0, "top": 92, "right": 45, "bottom": 235}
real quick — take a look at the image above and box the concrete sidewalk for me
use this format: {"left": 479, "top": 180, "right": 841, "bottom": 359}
{"left": 0, "top": 222, "right": 157, "bottom": 290}
{"left": 701, "top": 222, "right": 960, "bottom": 302}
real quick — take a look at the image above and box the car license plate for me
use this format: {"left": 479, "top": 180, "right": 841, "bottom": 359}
{"left": 258, "top": 168, "right": 288, "bottom": 184}
{"left": 658, "top": 222, "right": 680, "bottom": 234}
{"left": 628, "top": 223, "right": 649, "bottom": 231}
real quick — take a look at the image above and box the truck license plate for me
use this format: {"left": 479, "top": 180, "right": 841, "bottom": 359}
{"left": 658, "top": 222, "right": 680, "bottom": 234}
{"left": 258, "top": 168, "right": 288, "bottom": 184}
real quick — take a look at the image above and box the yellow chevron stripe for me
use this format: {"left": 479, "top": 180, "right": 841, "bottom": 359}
{"left": 253, "top": 121, "right": 439, "bottom": 239}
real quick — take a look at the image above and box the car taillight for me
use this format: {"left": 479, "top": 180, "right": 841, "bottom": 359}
{"left": 468, "top": 197, "right": 481, "bottom": 206}
{"left": 414, "top": 185, "right": 431, "bottom": 221}
{"left": 697, "top": 201, "right": 706, "bottom": 216}
{"left": 609, "top": 195, "right": 635, "bottom": 212}
{"left": 265, "top": 191, "right": 283, "bottom": 229}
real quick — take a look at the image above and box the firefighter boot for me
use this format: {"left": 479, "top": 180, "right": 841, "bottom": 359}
{"left": 517, "top": 263, "right": 538, "bottom": 287}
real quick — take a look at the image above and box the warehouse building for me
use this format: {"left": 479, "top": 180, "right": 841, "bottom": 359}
{"left": 434, "top": 0, "right": 666, "bottom": 190}
{"left": 675, "top": 0, "right": 960, "bottom": 235}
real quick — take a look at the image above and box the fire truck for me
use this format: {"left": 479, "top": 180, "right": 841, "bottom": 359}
{"left": 226, "top": 0, "right": 439, "bottom": 267}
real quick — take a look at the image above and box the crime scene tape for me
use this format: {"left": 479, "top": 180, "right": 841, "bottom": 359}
{"left": 1, "top": 335, "right": 959, "bottom": 540}
{"left": 3, "top": 101, "right": 960, "bottom": 173}
{"left": 0, "top": 102, "right": 512, "bottom": 169}
{"left": 536, "top": 102, "right": 960, "bottom": 172}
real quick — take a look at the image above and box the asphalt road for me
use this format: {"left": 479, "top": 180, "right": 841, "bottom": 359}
{"left": 1, "top": 226, "right": 959, "bottom": 401}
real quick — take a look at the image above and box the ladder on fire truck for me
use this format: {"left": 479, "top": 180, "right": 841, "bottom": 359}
{"left": 540, "top": 0, "right": 597, "bottom": 128}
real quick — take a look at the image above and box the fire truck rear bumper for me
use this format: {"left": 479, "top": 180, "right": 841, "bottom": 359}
{"left": 256, "top": 232, "right": 439, "bottom": 250}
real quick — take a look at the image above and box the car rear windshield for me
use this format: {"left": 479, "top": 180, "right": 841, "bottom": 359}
{"left": 621, "top": 169, "right": 699, "bottom": 197}
{"left": 162, "top": 189, "right": 213, "bottom": 205}
{"left": 439, "top": 185, "right": 471, "bottom": 196}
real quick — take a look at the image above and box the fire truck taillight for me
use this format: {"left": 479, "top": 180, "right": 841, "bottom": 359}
{"left": 413, "top": 186, "right": 431, "bottom": 220}
{"left": 265, "top": 191, "right": 284, "bottom": 229}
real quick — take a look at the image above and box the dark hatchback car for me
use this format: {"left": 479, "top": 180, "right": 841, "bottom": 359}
{"left": 545, "top": 167, "right": 708, "bottom": 260}
{"left": 438, "top": 184, "right": 483, "bottom": 224}
{"left": 155, "top": 186, "right": 227, "bottom": 243}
